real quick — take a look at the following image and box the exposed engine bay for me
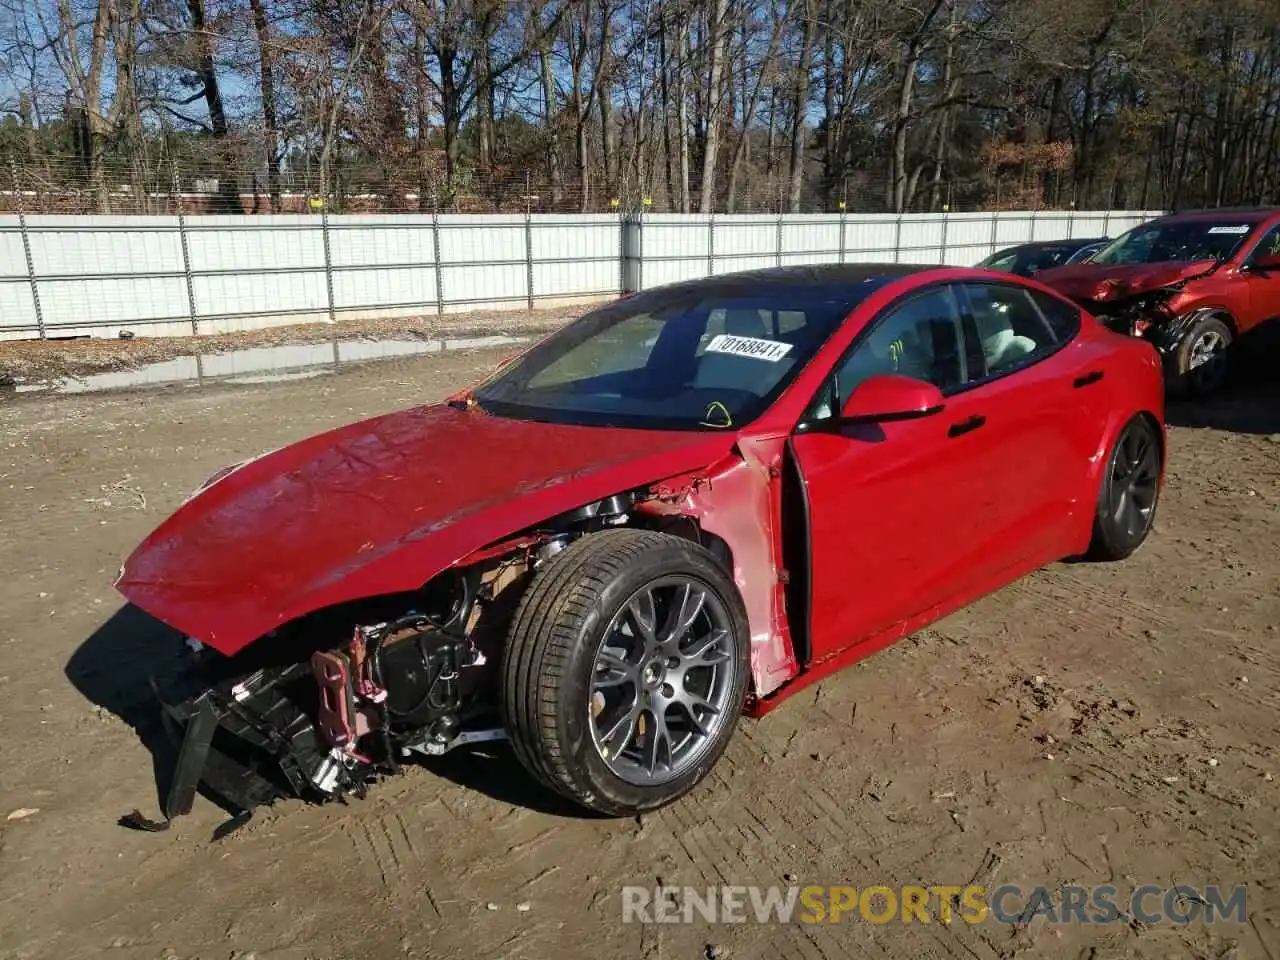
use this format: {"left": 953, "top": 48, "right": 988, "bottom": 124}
{"left": 1062, "top": 262, "right": 1222, "bottom": 355}
{"left": 128, "top": 489, "right": 737, "bottom": 836}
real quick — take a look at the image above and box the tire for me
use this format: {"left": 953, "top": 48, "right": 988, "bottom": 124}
{"left": 1167, "top": 313, "right": 1232, "bottom": 400}
{"left": 1087, "top": 415, "right": 1162, "bottom": 562}
{"left": 501, "top": 528, "right": 750, "bottom": 816}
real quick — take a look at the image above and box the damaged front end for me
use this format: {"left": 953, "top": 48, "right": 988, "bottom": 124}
{"left": 128, "top": 574, "right": 499, "bottom": 835}
{"left": 1057, "top": 260, "right": 1222, "bottom": 358}
{"left": 1086, "top": 287, "right": 1190, "bottom": 353}
{"left": 125, "top": 486, "right": 749, "bottom": 836}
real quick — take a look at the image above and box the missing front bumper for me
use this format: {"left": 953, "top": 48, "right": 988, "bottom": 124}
{"left": 121, "top": 658, "right": 333, "bottom": 833}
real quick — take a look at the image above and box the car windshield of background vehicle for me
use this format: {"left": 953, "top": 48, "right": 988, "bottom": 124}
{"left": 471, "top": 285, "right": 883, "bottom": 430}
{"left": 1090, "top": 221, "right": 1257, "bottom": 266}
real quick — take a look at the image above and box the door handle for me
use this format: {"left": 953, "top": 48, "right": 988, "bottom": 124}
{"left": 1073, "top": 370, "right": 1105, "bottom": 388}
{"left": 948, "top": 414, "right": 986, "bottom": 438}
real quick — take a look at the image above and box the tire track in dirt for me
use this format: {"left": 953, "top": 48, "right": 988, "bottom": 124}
{"left": 670, "top": 729, "right": 998, "bottom": 960}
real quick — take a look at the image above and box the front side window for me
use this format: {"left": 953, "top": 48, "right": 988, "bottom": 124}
{"left": 472, "top": 286, "right": 883, "bottom": 429}
{"left": 807, "top": 286, "right": 965, "bottom": 420}
{"left": 1244, "top": 225, "right": 1280, "bottom": 265}
{"left": 1090, "top": 220, "right": 1260, "bottom": 266}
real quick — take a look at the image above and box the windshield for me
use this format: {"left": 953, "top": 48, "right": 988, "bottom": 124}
{"left": 980, "top": 244, "right": 1096, "bottom": 277}
{"left": 1090, "top": 220, "right": 1258, "bottom": 266}
{"left": 471, "top": 285, "right": 878, "bottom": 430}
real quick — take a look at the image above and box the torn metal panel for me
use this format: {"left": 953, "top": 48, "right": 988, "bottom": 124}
{"left": 635, "top": 436, "right": 799, "bottom": 699}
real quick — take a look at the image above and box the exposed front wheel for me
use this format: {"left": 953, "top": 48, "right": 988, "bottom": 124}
{"left": 501, "top": 529, "right": 750, "bottom": 816}
{"left": 1168, "top": 314, "right": 1233, "bottom": 399}
{"left": 1087, "top": 415, "right": 1162, "bottom": 561}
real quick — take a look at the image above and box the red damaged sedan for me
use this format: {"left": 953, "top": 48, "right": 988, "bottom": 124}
{"left": 116, "top": 264, "right": 1166, "bottom": 829}
{"left": 1034, "top": 208, "right": 1280, "bottom": 398}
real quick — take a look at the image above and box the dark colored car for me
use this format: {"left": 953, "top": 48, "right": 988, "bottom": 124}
{"left": 977, "top": 238, "right": 1110, "bottom": 277}
{"left": 114, "top": 264, "right": 1166, "bottom": 832}
{"left": 1034, "top": 209, "right": 1280, "bottom": 398}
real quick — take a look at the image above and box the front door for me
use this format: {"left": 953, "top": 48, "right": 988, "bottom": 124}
{"left": 1237, "top": 224, "right": 1280, "bottom": 333}
{"left": 790, "top": 283, "right": 997, "bottom": 660}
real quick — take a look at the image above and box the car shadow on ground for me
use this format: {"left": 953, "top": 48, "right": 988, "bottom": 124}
{"left": 419, "top": 746, "right": 612, "bottom": 820}
{"left": 66, "top": 604, "right": 599, "bottom": 824}
{"left": 1166, "top": 376, "right": 1280, "bottom": 436}
{"left": 1166, "top": 327, "right": 1280, "bottom": 436}
{"left": 64, "top": 603, "right": 190, "bottom": 818}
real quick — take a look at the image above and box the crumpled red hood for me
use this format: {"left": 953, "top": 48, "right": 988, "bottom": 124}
{"left": 1035, "top": 259, "right": 1217, "bottom": 302}
{"left": 116, "top": 404, "right": 735, "bottom": 655}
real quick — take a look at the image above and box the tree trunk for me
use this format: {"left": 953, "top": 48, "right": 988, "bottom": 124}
{"left": 786, "top": 0, "right": 817, "bottom": 212}
{"left": 676, "top": 23, "right": 691, "bottom": 213}
{"left": 698, "top": 0, "right": 729, "bottom": 213}
{"left": 186, "top": 0, "right": 239, "bottom": 212}
{"left": 539, "top": 39, "right": 563, "bottom": 206}
{"left": 888, "top": 0, "right": 945, "bottom": 213}
{"left": 659, "top": 13, "right": 675, "bottom": 209}
{"left": 414, "top": 25, "right": 432, "bottom": 211}
{"left": 598, "top": 0, "right": 614, "bottom": 193}
{"left": 477, "top": 36, "right": 494, "bottom": 170}
{"left": 727, "top": 6, "right": 783, "bottom": 213}
{"left": 249, "top": 0, "right": 281, "bottom": 211}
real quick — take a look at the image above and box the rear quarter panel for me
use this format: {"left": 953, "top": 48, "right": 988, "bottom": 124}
{"left": 1071, "top": 315, "right": 1167, "bottom": 551}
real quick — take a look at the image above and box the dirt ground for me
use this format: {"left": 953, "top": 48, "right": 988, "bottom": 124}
{"left": 1, "top": 342, "right": 1278, "bottom": 960}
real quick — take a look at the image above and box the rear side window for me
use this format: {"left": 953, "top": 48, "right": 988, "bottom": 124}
{"left": 1029, "top": 290, "right": 1082, "bottom": 342}
{"left": 959, "top": 283, "right": 1060, "bottom": 377}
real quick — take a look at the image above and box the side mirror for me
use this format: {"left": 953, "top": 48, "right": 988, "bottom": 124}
{"left": 838, "top": 373, "right": 945, "bottom": 424}
{"left": 1247, "top": 252, "right": 1280, "bottom": 272}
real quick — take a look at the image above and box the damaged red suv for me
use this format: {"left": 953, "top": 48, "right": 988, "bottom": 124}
{"left": 1033, "top": 208, "right": 1280, "bottom": 398}
{"left": 115, "top": 264, "right": 1166, "bottom": 833}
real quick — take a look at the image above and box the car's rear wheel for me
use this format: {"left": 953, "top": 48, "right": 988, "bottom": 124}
{"left": 1087, "top": 415, "right": 1162, "bottom": 562}
{"left": 501, "top": 529, "right": 750, "bottom": 816}
{"left": 1168, "top": 313, "right": 1232, "bottom": 399}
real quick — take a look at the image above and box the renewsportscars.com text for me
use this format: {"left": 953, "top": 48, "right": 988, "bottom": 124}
{"left": 621, "top": 884, "right": 1247, "bottom": 926}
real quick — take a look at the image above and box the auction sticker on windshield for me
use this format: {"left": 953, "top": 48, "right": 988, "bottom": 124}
{"left": 705, "top": 335, "right": 793, "bottom": 362}
{"left": 1207, "top": 225, "right": 1250, "bottom": 234}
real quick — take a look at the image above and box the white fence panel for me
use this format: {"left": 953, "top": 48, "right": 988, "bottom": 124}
{"left": 779, "top": 216, "right": 843, "bottom": 267}
{"left": 530, "top": 215, "right": 618, "bottom": 299}
{"left": 0, "top": 208, "right": 1168, "bottom": 341}
{"left": 842, "top": 215, "right": 900, "bottom": 261}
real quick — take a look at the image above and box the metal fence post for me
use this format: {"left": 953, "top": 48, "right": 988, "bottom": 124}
{"left": 638, "top": 211, "right": 645, "bottom": 292}
{"left": 988, "top": 210, "right": 1000, "bottom": 257}
{"left": 10, "top": 160, "right": 46, "bottom": 339}
{"left": 1029, "top": 209, "right": 1038, "bottom": 243}
{"left": 320, "top": 206, "right": 336, "bottom": 324}
{"left": 939, "top": 208, "right": 950, "bottom": 264}
{"left": 1103, "top": 209, "right": 1113, "bottom": 238}
{"left": 775, "top": 212, "right": 783, "bottom": 267}
{"left": 707, "top": 214, "right": 715, "bottom": 277}
{"left": 893, "top": 213, "right": 904, "bottom": 263}
{"left": 432, "top": 205, "right": 444, "bottom": 315}
{"left": 617, "top": 210, "right": 626, "bottom": 295}
{"left": 173, "top": 164, "right": 199, "bottom": 335}
{"left": 525, "top": 208, "right": 535, "bottom": 310}
{"left": 838, "top": 207, "right": 847, "bottom": 263}
{"left": 1067, "top": 205, "right": 1076, "bottom": 240}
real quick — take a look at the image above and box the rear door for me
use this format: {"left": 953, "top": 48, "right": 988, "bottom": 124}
{"left": 953, "top": 280, "right": 1110, "bottom": 563}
